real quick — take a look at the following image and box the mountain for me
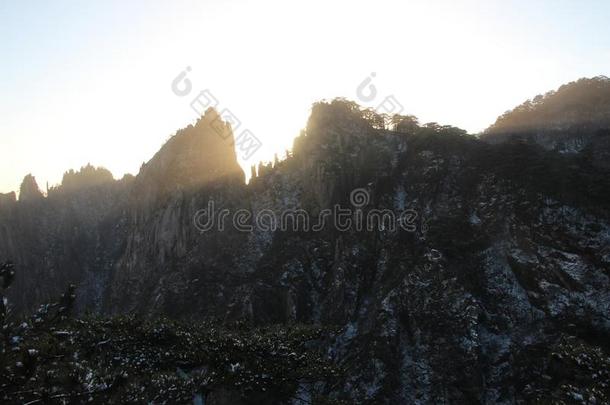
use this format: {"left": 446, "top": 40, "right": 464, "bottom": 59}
{"left": 482, "top": 76, "right": 610, "bottom": 170}
{"left": 0, "top": 88, "right": 609, "bottom": 403}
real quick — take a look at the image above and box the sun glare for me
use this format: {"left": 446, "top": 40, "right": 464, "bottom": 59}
{"left": 1, "top": 0, "right": 609, "bottom": 193}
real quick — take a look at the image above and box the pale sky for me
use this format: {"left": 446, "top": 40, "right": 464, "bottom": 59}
{"left": 1, "top": 0, "right": 609, "bottom": 194}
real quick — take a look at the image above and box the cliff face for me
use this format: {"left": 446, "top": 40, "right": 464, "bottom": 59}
{"left": 1, "top": 101, "right": 609, "bottom": 403}
{"left": 134, "top": 108, "right": 244, "bottom": 198}
{"left": 0, "top": 108, "right": 245, "bottom": 314}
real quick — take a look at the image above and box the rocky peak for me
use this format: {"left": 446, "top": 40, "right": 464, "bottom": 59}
{"left": 293, "top": 99, "right": 372, "bottom": 156}
{"left": 2, "top": 90, "right": 609, "bottom": 403}
{"left": 482, "top": 76, "right": 610, "bottom": 156}
{"left": 0, "top": 192, "right": 16, "bottom": 208}
{"left": 134, "top": 108, "right": 245, "bottom": 198}
{"left": 18, "top": 174, "right": 43, "bottom": 202}
{"left": 290, "top": 99, "right": 411, "bottom": 208}
{"left": 58, "top": 164, "right": 115, "bottom": 192}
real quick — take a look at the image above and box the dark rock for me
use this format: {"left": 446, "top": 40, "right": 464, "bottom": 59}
{"left": 1, "top": 96, "right": 609, "bottom": 403}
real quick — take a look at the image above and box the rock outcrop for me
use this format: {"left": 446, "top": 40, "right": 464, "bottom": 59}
{"left": 1, "top": 97, "right": 609, "bottom": 402}
{"left": 482, "top": 76, "right": 610, "bottom": 161}
{"left": 0, "top": 192, "right": 16, "bottom": 208}
{"left": 18, "top": 174, "right": 44, "bottom": 202}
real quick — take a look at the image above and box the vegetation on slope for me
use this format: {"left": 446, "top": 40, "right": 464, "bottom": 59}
{"left": 0, "top": 262, "right": 342, "bottom": 404}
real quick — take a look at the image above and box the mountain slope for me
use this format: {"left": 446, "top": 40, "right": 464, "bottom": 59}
{"left": 0, "top": 95, "right": 609, "bottom": 403}
{"left": 482, "top": 76, "right": 610, "bottom": 170}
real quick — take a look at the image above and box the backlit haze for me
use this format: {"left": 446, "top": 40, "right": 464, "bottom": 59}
{"left": 1, "top": 0, "right": 609, "bottom": 193}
